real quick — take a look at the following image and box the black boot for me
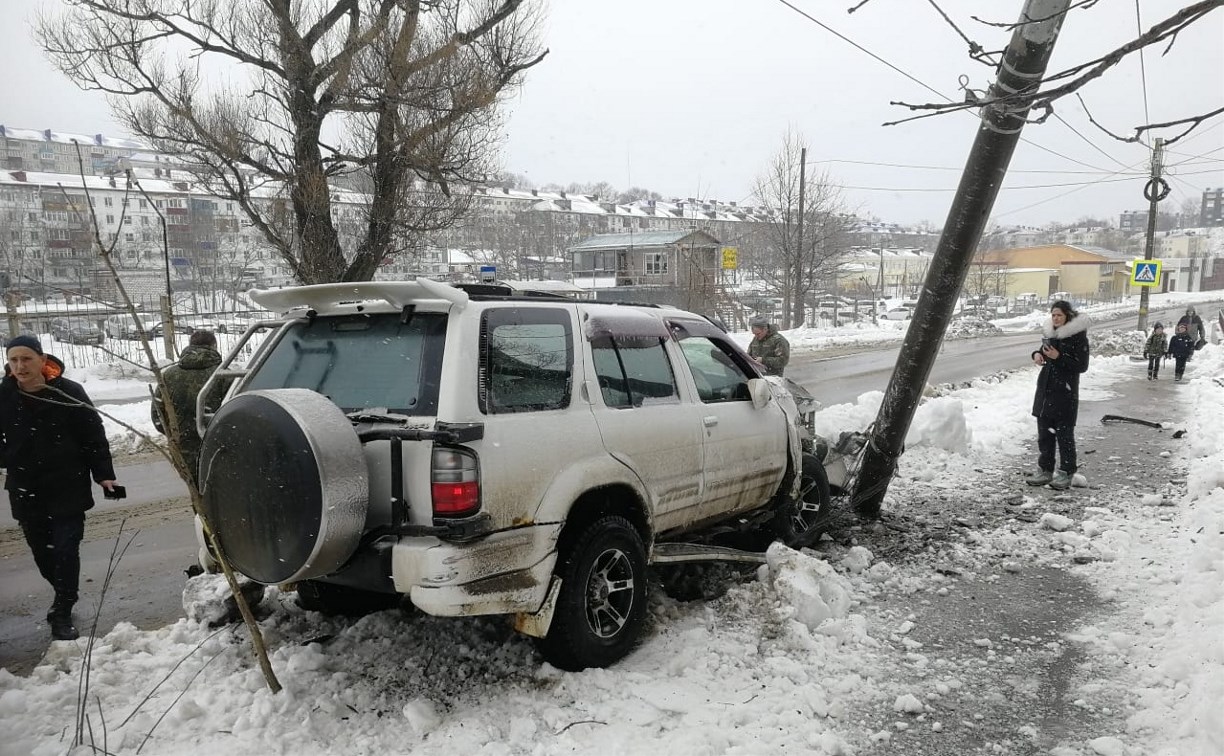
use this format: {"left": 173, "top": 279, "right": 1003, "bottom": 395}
{"left": 48, "top": 601, "right": 78, "bottom": 641}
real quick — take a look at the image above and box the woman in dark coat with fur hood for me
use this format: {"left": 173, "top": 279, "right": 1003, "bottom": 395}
{"left": 1026, "top": 300, "right": 1090, "bottom": 491}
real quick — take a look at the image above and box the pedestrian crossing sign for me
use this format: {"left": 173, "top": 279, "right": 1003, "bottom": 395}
{"left": 1131, "top": 260, "right": 1162, "bottom": 287}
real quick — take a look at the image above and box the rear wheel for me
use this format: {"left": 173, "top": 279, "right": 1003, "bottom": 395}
{"left": 538, "top": 515, "right": 647, "bottom": 671}
{"left": 772, "top": 452, "right": 832, "bottom": 547}
{"left": 296, "top": 580, "right": 401, "bottom": 617}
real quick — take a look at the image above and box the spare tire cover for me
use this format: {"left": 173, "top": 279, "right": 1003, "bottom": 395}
{"left": 199, "top": 388, "right": 368, "bottom": 584}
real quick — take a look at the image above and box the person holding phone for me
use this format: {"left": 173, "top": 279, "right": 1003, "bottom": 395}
{"left": 1026, "top": 301, "right": 1090, "bottom": 491}
{"left": 1, "top": 334, "right": 118, "bottom": 641}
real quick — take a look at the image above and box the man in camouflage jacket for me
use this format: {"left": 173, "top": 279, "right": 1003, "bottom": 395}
{"left": 748, "top": 316, "right": 790, "bottom": 376}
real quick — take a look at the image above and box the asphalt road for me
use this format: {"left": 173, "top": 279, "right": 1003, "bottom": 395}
{"left": 0, "top": 458, "right": 194, "bottom": 675}
{"left": 0, "top": 303, "right": 1197, "bottom": 675}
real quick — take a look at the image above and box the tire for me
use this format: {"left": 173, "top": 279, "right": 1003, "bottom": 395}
{"left": 772, "top": 452, "right": 832, "bottom": 547}
{"left": 296, "top": 580, "right": 401, "bottom": 617}
{"left": 538, "top": 515, "right": 648, "bottom": 671}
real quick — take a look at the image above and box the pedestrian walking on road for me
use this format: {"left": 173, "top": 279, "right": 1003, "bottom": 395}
{"left": 748, "top": 315, "right": 790, "bottom": 377}
{"left": 1, "top": 335, "right": 118, "bottom": 641}
{"left": 1177, "top": 306, "right": 1205, "bottom": 349}
{"left": 151, "top": 330, "right": 227, "bottom": 488}
{"left": 1144, "top": 323, "right": 1168, "bottom": 380}
{"left": 1168, "top": 323, "right": 1195, "bottom": 382}
{"left": 1026, "top": 301, "right": 1090, "bottom": 491}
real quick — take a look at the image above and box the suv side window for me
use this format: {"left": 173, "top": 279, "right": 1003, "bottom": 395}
{"left": 591, "top": 335, "right": 679, "bottom": 409}
{"left": 480, "top": 308, "right": 573, "bottom": 414}
{"left": 677, "top": 335, "right": 753, "bottom": 403}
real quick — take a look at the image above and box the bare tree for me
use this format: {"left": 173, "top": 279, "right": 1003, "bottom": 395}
{"left": 963, "top": 257, "right": 1008, "bottom": 312}
{"left": 751, "top": 130, "right": 852, "bottom": 329}
{"left": 39, "top": 0, "right": 548, "bottom": 285}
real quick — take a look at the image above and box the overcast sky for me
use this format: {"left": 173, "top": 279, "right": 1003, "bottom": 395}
{"left": 3, "top": 0, "right": 1221, "bottom": 228}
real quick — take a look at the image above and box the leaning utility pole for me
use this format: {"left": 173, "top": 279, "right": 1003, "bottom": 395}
{"left": 1136, "top": 138, "right": 1166, "bottom": 332}
{"left": 850, "top": 0, "right": 1072, "bottom": 519}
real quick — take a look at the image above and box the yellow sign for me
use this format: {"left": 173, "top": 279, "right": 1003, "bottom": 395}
{"left": 721, "top": 247, "right": 738, "bottom": 270}
{"left": 1130, "top": 259, "right": 1162, "bottom": 287}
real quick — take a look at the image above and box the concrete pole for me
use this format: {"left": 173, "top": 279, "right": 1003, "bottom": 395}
{"left": 1136, "top": 138, "right": 1165, "bottom": 331}
{"left": 851, "top": 0, "right": 1073, "bottom": 518}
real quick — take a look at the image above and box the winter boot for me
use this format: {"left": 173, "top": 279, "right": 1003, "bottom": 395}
{"left": 1048, "top": 471, "right": 1073, "bottom": 491}
{"left": 47, "top": 601, "right": 78, "bottom": 641}
{"left": 1025, "top": 469, "right": 1053, "bottom": 486}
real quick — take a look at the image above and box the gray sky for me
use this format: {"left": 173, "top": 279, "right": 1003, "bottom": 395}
{"left": 3, "top": 0, "right": 1222, "bottom": 227}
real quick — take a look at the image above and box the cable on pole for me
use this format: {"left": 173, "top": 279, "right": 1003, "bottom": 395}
{"left": 1143, "top": 177, "right": 1171, "bottom": 203}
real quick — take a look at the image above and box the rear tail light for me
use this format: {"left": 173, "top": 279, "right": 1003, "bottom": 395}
{"left": 432, "top": 447, "right": 480, "bottom": 517}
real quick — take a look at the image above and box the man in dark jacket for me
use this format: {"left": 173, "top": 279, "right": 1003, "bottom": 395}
{"left": 151, "top": 330, "right": 227, "bottom": 488}
{"left": 1176, "top": 306, "right": 1205, "bottom": 348}
{"left": 1026, "top": 301, "right": 1090, "bottom": 491}
{"left": 1, "top": 335, "right": 118, "bottom": 640}
{"left": 748, "top": 315, "right": 790, "bottom": 376}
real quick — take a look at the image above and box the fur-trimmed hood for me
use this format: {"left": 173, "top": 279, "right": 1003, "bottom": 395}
{"left": 1042, "top": 313, "right": 1091, "bottom": 339}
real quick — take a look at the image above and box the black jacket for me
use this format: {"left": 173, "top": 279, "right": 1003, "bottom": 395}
{"left": 1168, "top": 333, "right": 1195, "bottom": 359}
{"left": 0, "top": 361, "right": 115, "bottom": 519}
{"left": 1031, "top": 315, "right": 1090, "bottom": 423}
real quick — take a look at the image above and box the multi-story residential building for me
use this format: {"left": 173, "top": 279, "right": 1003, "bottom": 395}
{"left": 0, "top": 125, "right": 180, "bottom": 177}
{"left": 1119, "top": 210, "right": 1149, "bottom": 233}
{"left": 1203, "top": 187, "right": 1223, "bottom": 227}
{"left": 0, "top": 169, "right": 296, "bottom": 300}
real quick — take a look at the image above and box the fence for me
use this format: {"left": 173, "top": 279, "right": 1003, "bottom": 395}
{"left": 3, "top": 292, "right": 271, "bottom": 372}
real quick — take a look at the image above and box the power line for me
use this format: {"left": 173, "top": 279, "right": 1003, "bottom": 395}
{"left": 841, "top": 175, "right": 1145, "bottom": 193}
{"left": 1167, "top": 173, "right": 1207, "bottom": 195}
{"left": 1053, "top": 112, "right": 1132, "bottom": 170}
{"left": 993, "top": 156, "right": 1151, "bottom": 218}
{"left": 1133, "top": 0, "right": 1153, "bottom": 139}
{"left": 806, "top": 157, "right": 1141, "bottom": 175}
{"left": 770, "top": 0, "right": 1117, "bottom": 174}
{"left": 772, "top": 0, "right": 947, "bottom": 103}
{"left": 1165, "top": 145, "right": 1224, "bottom": 165}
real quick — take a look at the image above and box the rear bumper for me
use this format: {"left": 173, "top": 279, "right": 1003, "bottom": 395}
{"left": 391, "top": 523, "right": 562, "bottom": 616}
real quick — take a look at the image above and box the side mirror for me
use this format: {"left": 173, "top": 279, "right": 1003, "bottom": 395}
{"left": 748, "top": 378, "right": 772, "bottom": 409}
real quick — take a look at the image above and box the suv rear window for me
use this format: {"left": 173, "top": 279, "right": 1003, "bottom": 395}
{"left": 244, "top": 313, "right": 445, "bottom": 415}
{"left": 480, "top": 308, "right": 573, "bottom": 414}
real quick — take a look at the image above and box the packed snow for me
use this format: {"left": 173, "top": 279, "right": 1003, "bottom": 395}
{"left": 2, "top": 292, "right": 1222, "bottom": 756}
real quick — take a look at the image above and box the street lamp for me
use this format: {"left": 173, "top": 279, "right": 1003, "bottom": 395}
{"left": 127, "top": 170, "right": 176, "bottom": 358}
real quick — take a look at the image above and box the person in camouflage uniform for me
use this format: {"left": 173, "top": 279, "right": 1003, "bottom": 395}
{"left": 1143, "top": 322, "right": 1167, "bottom": 380}
{"left": 151, "top": 330, "right": 228, "bottom": 488}
{"left": 748, "top": 315, "right": 790, "bottom": 376}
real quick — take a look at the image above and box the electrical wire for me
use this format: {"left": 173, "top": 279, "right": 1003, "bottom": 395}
{"left": 1053, "top": 112, "right": 1133, "bottom": 171}
{"left": 1165, "top": 145, "right": 1224, "bottom": 165}
{"left": 1134, "top": 0, "right": 1153, "bottom": 140}
{"left": 992, "top": 157, "right": 1151, "bottom": 218}
{"left": 841, "top": 175, "right": 1145, "bottom": 193}
{"left": 806, "top": 157, "right": 1142, "bottom": 175}
{"left": 770, "top": 0, "right": 1118, "bottom": 174}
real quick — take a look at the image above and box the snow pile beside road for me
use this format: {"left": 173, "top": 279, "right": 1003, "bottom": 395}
{"left": 0, "top": 546, "right": 885, "bottom": 756}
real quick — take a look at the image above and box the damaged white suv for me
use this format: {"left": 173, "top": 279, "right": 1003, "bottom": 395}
{"left": 196, "top": 279, "right": 839, "bottom": 670}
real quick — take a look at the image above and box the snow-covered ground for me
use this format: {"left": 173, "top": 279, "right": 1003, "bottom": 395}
{"left": 2, "top": 293, "right": 1222, "bottom": 756}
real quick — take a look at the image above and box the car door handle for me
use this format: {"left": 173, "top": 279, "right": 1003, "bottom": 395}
{"left": 703, "top": 416, "right": 718, "bottom": 428}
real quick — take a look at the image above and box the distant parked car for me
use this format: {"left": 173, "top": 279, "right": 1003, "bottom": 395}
{"left": 883, "top": 307, "right": 912, "bottom": 321}
{"left": 105, "top": 313, "right": 154, "bottom": 340}
{"left": 149, "top": 320, "right": 195, "bottom": 338}
{"left": 49, "top": 318, "right": 105, "bottom": 345}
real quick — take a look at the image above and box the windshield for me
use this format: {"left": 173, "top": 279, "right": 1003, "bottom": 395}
{"left": 244, "top": 313, "right": 446, "bottom": 415}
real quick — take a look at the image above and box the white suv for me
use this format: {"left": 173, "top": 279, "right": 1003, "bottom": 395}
{"left": 196, "top": 279, "right": 838, "bottom": 670}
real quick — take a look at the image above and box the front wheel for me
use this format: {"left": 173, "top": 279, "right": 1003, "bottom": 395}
{"left": 772, "top": 453, "right": 832, "bottom": 547}
{"left": 538, "top": 515, "right": 647, "bottom": 671}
